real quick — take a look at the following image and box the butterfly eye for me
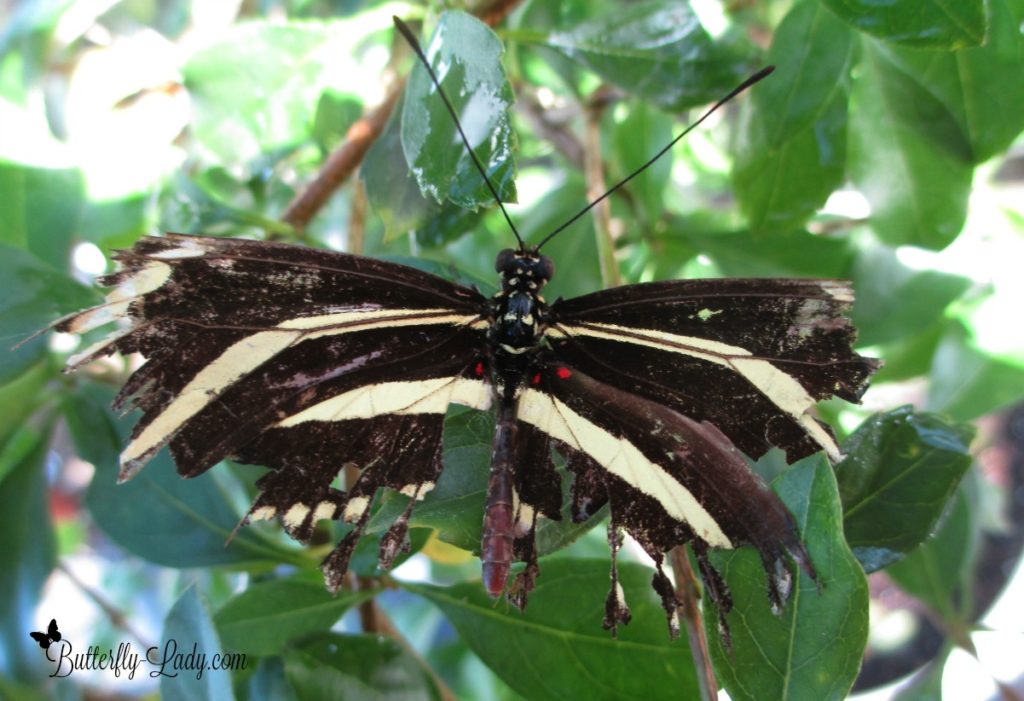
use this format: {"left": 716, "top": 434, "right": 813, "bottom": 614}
{"left": 536, "top": 255, "right": 555, "bottom": 281}
{"left": 494, "top": 249, "right": 516, "bottom": 273}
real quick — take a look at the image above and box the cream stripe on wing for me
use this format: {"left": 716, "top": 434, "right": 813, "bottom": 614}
{"left": 548, "top": 322, "right": 841, "bottom": 462}
{"left": 516, "top": 387, "right": 733, "bottom": 548}
{"left": 119, "top": 309, "right": 481, "bottom": 473}
{"left": 277, "top": 377, "right": 492, "bottom": 426}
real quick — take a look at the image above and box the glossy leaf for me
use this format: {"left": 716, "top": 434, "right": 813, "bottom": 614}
{"left": 850, "top": 242, "right": 971, "bottom": 346}
{"left": 401, "top": 11, "right": 517, "bottom": 209}
{"left": 926, "top": 322, "right": 1024, "bottom": 420}
{"left": 215, "top": 577, "right": 375, "bottom": 656}
{"left": 518, "top": 0, "right": 753, "bottom": 111}
{"left": 734, "top": 1, "right": 853, "bottom": 233}
{"left": 877, "top": 0, "right": 1024, "bottom": 163}
{"left": 706, "top": 457, "right": 869, "bottom": 701}
{"left": 72, "top": 384, "right": 293, "bottom": 569}
{"left": 887, "top": 490, "right": 976, "bottom": 620}
{"left": 284, "top": 632, "right": 441, "bottom": 701}
{"left": 849, "top": 41, "right": 973, "bottom": 249}
{"left": 160, "top": 585, "right": 236, "bottom": 701}
{"left": 611, "top": 100, "right": 672, "bottom": 225}
{"left": 819, "top": 0, "right": 987, "bottom": 49}
{"left": 409, "top": 558, "right": 698, "bottom": 700}
{"left": 836, "top": 406, "right": 974, "bottom": 572}
{"left": 0, "top": 243, "right": 96, "bottom": 384}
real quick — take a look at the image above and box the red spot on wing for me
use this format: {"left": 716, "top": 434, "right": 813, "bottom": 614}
{"left": 531, "top": 373, "right": 541, "bottom": 385}
{"left": 475, "top": 361, "right": 485, "bottom": 377}
{"left": 556, "top": 367, "right": 572, "bottom": 379}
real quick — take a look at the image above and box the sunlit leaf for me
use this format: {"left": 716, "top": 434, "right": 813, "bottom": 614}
{"left": 707, "top": 458, "right": 869, "bottom": 701}
{"left": 819, "top": 0, "right": 987, "bottom": 49}
{"left": 401, "top": 11, "right": 517, "bottom": 209}
{"left": 849, "top": 41, "right": 973, "bottom": 249}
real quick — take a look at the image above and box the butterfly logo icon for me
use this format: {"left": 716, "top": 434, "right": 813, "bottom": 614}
{"left": 29, "top": 619, "right": 61, "bottom": 651}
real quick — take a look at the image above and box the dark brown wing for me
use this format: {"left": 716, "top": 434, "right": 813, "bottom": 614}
{"left": 512, "top": 362, "right": 814, "bottom": 637}
{"left": 548, "top": 278, "right": 879, "bottom": 464}
{"left": 54, "top": 234, "right": 493, "bottom": 586}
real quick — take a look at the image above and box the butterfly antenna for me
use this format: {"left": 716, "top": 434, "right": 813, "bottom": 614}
{"left": 393, "top": 16, "right": 525, "bottom": 249}
{"left": 534, "top": 66, "right": 775, "bottom": 252}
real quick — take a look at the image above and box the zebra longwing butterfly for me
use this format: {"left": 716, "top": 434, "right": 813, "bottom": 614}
{"left": 49, "top": 15, "right": 879, "bottom": 638}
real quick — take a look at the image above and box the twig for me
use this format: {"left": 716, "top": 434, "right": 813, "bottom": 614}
{"left": 281, "top": 81, "right": 404, "bottom": 232}
{"left": 670, "top": 546, "right": 718, "bottom": 701}
{"left": 517, "top": 88, "right": 585, "bottom": 170}
{"left": 57, "top": 560, "right": 156, "bottom": 652}
{"left": 583, "top": 87, "right": 621, "bottom": 288}
{"left": 347, "top": 179, "right": 368, "bottom": 255}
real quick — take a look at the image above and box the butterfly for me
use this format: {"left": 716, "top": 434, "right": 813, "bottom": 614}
{"left": 49, "top": 15, "right": 879, "bottom": 637}
{"left": 29, "top": 619, "right": 62, "bottom": 651}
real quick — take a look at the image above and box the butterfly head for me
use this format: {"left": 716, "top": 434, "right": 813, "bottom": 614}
{"left": 494, "top": 248, "right": 555, "bottom": 295}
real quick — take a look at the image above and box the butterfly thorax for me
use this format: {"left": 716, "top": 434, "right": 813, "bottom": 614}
{"left": 487, "top": 249, "right": 553, "bottom": 393}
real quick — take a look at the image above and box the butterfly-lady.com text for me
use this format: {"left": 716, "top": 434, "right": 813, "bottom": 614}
{"left": 47, "top": 639, "right": 247, "bottom": 680}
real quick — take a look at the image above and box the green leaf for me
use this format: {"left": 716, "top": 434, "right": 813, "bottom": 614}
{"left": 0, "top": 243, "right": 96, "bottom": 385}
{"left": 836, "top": 406, "right": 974, "bottom": 572}
{"left": 364, "top": 93, "right": 443, "bottom": 241}
{"left": 312, "top": 89, "right": 363, "bottom": 152}
{"left": 183, "top": 23, "right": 332, "bottom": 163}
{"left": 706, "top": 458, "right": 869, "bottom": 701}
{"left": 849, "top": 41, "right": 974, "bottom": 249}
{"left": 734, "top": 1, "right": 853, "bottom": 233}
{"left": 402, "top": 11, "right": 517, "bottom": 209}
{"left": 850, "top": 242, "right": 971, "bottom": 346}
{"left": 610, "top": 100, "right": 672, "bottom": 224}
{"left": 876, "top": 0, "right": 1024, "bottom": 162}
{"left": 408, "top": 558, "right": 699, "bottom": 701}
{"left": 0, "top": 159, "right": 85, "bottom": 269}
{"left": 887, "top": 490, "right": 975, "bottom": 620}
{"left": 215, "top": 577, "right": 375, "bottom": 656}
{"left": 0, "top": 419, "right": 55, "bottom": 682}
{"left": 284, "top": 632, "right": 441, "bottom": 701}
{"left": 686, "top": 227, "right": 853, "bottom": 278}
{"left": 926, "top": 322, "right": 1024, "bottom": 420}
{"left": 819, "top": 0, "right": 987, "bottom": 49}
{"left": 72, "top": 383, "right": 293, "bottom": 569}
{"left": 159, "top": 585, "right": 237, "bottom": 701}
{"left": 516, "top": 0, "right": 753, "bottom": 111}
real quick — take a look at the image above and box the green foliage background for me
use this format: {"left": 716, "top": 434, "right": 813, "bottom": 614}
{"left": 1, "top": 0, "right": 1022, "bottom": 699}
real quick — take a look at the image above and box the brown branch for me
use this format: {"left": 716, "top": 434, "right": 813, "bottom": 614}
{"left": 670, "top": 546, "right": 718, "bottom": 701}
{"left": 517, "top": 88, "right": 585, "bottom": 170}
{"left": 282, "top": 80, "right": 403, "bottom": 232}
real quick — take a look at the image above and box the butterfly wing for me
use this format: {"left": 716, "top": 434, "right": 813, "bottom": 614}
{"left": 29, "top": 631, "right": 49, "bottom": 648}
{"left": 55, "top": 234, "right": 492, "bottom": 585}
{"left": 48, "top": 619, "right": 60, "bottom": 643}
{"left": 548, "top": 278, "right": 879, "bottom": 464}
{"left": 509, "top": 363, "right": 816, "bottom": 635}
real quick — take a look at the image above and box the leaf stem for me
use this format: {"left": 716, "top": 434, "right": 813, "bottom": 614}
{"left": 583, "top": 87, "right": 621, "bottom": 288}
{"left": 670, "top": 546, "right": 718, "bottom": 701}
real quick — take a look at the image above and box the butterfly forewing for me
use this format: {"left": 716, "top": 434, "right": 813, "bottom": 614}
{"left": 548, "top": 278, "right": 879, "bottom": 464}
{"left": 53, "top": 235, "right": 494, "bottom": 571}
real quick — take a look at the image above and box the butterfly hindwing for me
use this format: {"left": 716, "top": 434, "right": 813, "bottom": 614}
{"left": 549, "top": 278, "right": 879, "bottom": 464}
{"left": 513, "top": 363, "right": 814, "bottom": 634}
